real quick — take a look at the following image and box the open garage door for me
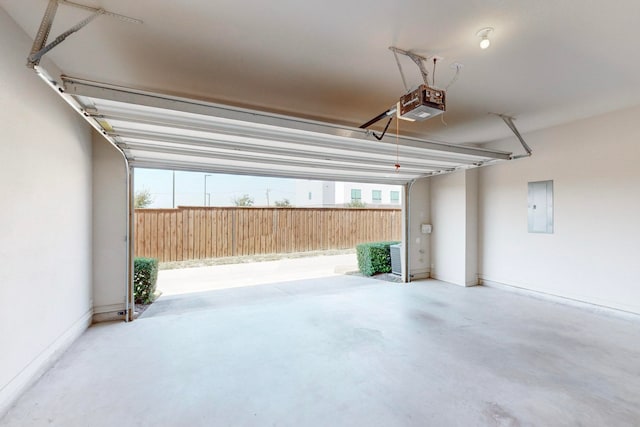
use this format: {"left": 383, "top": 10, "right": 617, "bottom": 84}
{"left": 46, "top": 74, "right": 512, "bottom": 184}
{"left": 33, "top": 67, "right": 514, "bottom": 319}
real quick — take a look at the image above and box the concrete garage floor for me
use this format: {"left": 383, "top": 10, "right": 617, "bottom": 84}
{"left": 2, "top": 278, "right": 640, "bottom": 426}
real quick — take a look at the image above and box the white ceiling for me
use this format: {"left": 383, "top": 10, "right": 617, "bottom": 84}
{"left": 2, "top": 0, "right": 640, "bottom": 144}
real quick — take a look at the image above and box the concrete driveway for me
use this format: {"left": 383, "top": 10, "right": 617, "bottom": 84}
{"left": 157, "top": 253, "right": 358, "bottom": 296}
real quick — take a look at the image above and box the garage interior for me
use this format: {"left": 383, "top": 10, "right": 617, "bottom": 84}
{"left": 1, "top": 0, "right": 639, "bottom": 425}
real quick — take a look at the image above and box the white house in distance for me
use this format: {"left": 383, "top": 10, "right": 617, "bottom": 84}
{"left": 295, "top": 180, "right": 402, "bottom": 207}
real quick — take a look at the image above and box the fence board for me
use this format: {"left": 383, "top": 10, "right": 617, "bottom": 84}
{"left": 134, "top": 207, "right": 401, "bottom": 262}
{"left": 157, "top": 213, "right": 162, "bottom": 262}
{"left": 164, "top": 212, "right": 171, "bottom": 262}
{"left": 142, "top": 211, "right": 150, "bottom": 256}
{"left": 199, "top": 209, "right": 206, "bottom": 259}
{"left": 181, "top": 209, "right": 188, "bottom": 261}
{"left": 152, "top": 212, "right": 159, "bottom": 260}
{"left": 220, "top": 210, "right": 225, "bottom": 258}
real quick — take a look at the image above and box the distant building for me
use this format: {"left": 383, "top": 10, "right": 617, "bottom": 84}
{"left": 295, "top": 180, "right": 402, "bottom": 207}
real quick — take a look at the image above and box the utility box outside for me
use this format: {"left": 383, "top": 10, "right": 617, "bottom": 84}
{"left": 390, "top": 244, "right": 402, "bottom": 276}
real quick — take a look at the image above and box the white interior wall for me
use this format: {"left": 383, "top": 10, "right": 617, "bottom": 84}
{"left": 92, "top": 134, "right": 128, "bottom": 322}
{"left": 429, "top": 170, "right": 479, "bottom": 286}
{"left": 0, "top": 8, "right": 93, "bottom": 416}
{"left": 430, "top": 171, "right": 466, "bottom": 285}
{"left": 465, "top": 169, "right": 479, "bottom": 285}
{"left": 408, "top": 178, "right": 430, "bottom": 279}
{"left": 478, "top": 105, "right": 640, "bottom": 314}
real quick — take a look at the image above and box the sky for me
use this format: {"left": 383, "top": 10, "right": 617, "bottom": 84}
{"left": 134, "top": 168, "right": 299, "bottom": 208}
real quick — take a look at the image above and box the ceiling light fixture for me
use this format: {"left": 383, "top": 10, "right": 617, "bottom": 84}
{"left": 476, "top": 27, "right": 493, "bottom": 50}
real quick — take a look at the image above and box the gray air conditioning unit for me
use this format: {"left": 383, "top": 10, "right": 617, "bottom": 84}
{"left": 399, "top": 84, "right": 446, "bottom": 121}
{"left": 390, "top": 244, "right": 402, "bottom": 275}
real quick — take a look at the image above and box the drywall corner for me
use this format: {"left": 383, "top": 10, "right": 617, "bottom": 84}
{"left": 465, "top": 169, "right": 479, "bottom": 286}
{"left": 92, "top": 132, "right": 128, "bottom": 323}
{"left": 429, "top": 169, "right": 480, "bottom": 287}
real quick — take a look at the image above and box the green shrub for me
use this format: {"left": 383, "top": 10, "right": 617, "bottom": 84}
{"left": 356, "top": 241, "right": 400, "bottom": 276}
{"left": 134, "top": 257, "right": 159, "bottom": 304}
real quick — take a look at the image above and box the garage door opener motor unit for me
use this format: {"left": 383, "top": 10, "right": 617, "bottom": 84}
{"left": 399, "top": 84, "right": 445, "bottom": 121}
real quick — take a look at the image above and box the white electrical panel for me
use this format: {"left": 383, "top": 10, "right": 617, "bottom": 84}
{"left": 421, "top": 224, "right": 432, "bottom": 234}
{"left": 528, "top": 180, "right": 553, "bottom": 233}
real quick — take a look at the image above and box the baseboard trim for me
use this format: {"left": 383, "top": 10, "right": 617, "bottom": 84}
{"left": 480, "top": 278, "right": 640, "bottom": 319}
{"left": 0, "top": 308, "right": 92, "bottom": 418}
{"left": 92, "top": 310, "right": 126, "bottom": 323}
{"left": 92, "top": 303, "right": 127, "bottom": 323}
{"left": 93, "top": 303, "right": 125, "bottom": 314}
{"left": 430, "top": 274, "right": 477, "bottom": 288}
{"left": 409, "top": 268, "right": 430, "bottom": 280}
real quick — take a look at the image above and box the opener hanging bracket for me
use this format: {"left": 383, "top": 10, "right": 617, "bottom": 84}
{"left": 389, "top": 46, "right": 430, "bottom": 91}
{"left": 27, "top": 0, "right": 142, "bottom": 68}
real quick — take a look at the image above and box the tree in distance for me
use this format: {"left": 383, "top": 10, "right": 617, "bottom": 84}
{"left": 274, "top": 198, "right": 291, "bottom": 207}
{"left": 346, "top": 200, "right": 366, "bottom": 208}
{"left": 134, "top": 189, "right": 154, "bottom": 208}
{"left": 232, "top": 194, "right": 254, "bottom": 207}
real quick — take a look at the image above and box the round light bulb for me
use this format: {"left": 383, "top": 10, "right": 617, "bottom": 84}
{"left": 476, "top": 27, "right": 494, "bottom": 50}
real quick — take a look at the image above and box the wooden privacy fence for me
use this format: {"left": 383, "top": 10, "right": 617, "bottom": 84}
{"left": 135, "top": 207, "right": 402, "bottom": 262}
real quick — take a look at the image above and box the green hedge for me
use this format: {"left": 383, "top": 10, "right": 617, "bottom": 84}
{"left": 356, "top": 241, "right": 400, "bottom": 276}
{"left": 134, "top": 257, "right": 158, "bottom": 304}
